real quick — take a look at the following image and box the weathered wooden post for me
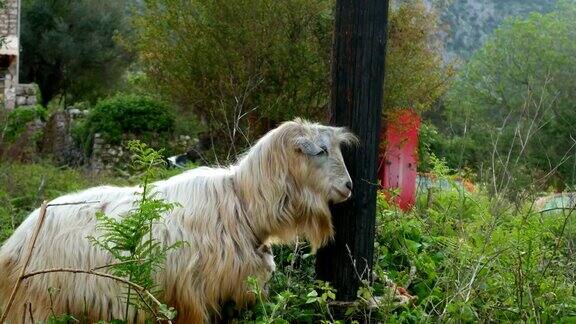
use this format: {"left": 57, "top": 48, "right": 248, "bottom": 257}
{"left": 315, "top": 0, "right": 390, "bottom": 300}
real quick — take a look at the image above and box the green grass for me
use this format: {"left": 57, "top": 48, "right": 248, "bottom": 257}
{"left": 0, "top": 162, "right": 120, "bottom": 242}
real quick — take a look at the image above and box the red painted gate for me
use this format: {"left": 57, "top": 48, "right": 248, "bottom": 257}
{"left": 378, "top": 109, "right": 420, "bottom": 211}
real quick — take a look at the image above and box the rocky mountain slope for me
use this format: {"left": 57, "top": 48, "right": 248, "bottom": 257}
{"left": 433, "top": 0, "right": 557, "bottom": 60}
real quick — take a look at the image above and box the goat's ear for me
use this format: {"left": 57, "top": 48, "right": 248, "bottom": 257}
{"left": 337, "top": 127, "right": 360, "bottom": 147}
{"left": 294, "top": 137, "right": 324, "bottom": 156}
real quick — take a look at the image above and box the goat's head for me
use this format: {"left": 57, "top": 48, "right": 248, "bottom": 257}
{"left": 237, "top": 118, "right": 358, "bottom": 250}
{"left": 282, "top": 119, "right": 358, "bottom": 204}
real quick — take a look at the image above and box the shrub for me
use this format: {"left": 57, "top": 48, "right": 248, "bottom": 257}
{"left": 1, "top": 105, "right": 46, "bottom": 143}
{"left": 370, "top": 170, "right": 576, "bottom": 321}
{"left": 130, "top": 0, "right": 452, "bottom": 158}
{"left": 239, "top": 241, "right": 339, "bottom": 323}
{"left": 73, "top": 94, "right": 175, "bottom": 154}
{"left": 384, "top": 0, "right": 454, "bottom": 113}
{"left": 131, "top": 0, "right": 333, "bottom": 150}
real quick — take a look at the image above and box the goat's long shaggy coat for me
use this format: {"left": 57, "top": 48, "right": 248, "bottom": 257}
{"left": 0, "top": 119, "right": 356, "bottom": 323}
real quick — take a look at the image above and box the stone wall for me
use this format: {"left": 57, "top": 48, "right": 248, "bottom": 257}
{"left": 90, "top": 134, "right": 126, "bottom": 172}
{"left": 90, "top": 134, "right": 195, "bottom": 173}
{"left": 1, "top": 65, "right": 16, "bottom": 109}
{"left": 0, "top": 0, "right": 18, "bottom": 37}
{"left": 1, "top": 0, "right": 23, "bottom": 110}
{"left": 3, "top": 83, "right": 38, "bottom": 110}
{"left": 15, "top": 83, "right": 37, "bottom": 106}
{"left": 40, "top": 110, "right": 84, "bottom": 165}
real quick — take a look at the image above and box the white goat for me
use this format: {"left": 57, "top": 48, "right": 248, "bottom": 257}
{"left": 0, "top": 118, "right": 357, "bottom": 323}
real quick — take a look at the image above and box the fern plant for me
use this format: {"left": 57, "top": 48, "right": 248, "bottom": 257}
{"left": 89, "top": 140, "right": 180, "bottom": 321}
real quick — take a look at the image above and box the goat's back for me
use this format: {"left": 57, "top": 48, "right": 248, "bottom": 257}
{"left": 0, "top": 185, "right": 142, "bottom": 322}
{"left": 0, "top": 167, "right": 267, "bottom": 323}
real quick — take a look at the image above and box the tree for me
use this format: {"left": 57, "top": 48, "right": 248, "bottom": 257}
{"left": 20, "top": 0, "right": 131, "bottom": 106}
{"left": 131, "top": 0, "right": 451, "bottom": 160}
{"left": 384, "top": 0, "right": 453, "bottom": 113}
{"left": 443, "top": 0, "right": 576, "bottom": 189}
{"left": 131, "top": 0, "right": 333, "bottom": 156}
{"left": 315, "top": 0, "right": 389, "bottom": 301}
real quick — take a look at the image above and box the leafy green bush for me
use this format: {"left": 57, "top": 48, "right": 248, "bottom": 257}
{"left": 73, "top": 94, "right": 175, "bottom": 154}
{"left": 131, "top": 0, "right": 452, "bottom": 157}
{"left": 239, "top": 241, "right": 340, "bottom": 323}
{"left": 1, "top": 105, "right": 46, "bottom": 143}
{"left": 371, "top": 179, "right": 576, "bottom": 321}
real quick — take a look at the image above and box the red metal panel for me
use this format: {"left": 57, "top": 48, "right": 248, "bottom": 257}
{"left": 378, "top": 109, "right": 420, "bottom": 211}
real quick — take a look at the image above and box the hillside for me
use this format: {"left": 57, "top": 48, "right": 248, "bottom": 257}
{"left": 433, "top": 0, "right": 557, "bottom": 59}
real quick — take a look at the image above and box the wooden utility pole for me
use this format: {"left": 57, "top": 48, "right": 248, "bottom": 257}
{"left": 316, "top": 0, "right": 390, "bottom": 300}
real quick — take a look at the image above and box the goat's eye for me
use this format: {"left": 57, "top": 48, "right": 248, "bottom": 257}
{"left": 315, "top": 147, "right": 328, "bottom": 156}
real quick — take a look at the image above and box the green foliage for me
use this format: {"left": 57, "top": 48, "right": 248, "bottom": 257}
{"left": 418, "top": 121, "right": 482, "bottom": 176}
{"left": 20, "top": 0, "right": 131, "bottom": 105}
{"left": 1, "top": 105, "right": 46, "bottom": 143}
{"left": 131, "top": 0, "right": 332, "bottom": 144}
{"left": 88, "top": 141, "right": 179, "bottom": 321}
{"left": 384, "top": 0, "right": 454, "bottom": 112}
{"left": 370, "top": 161, "right": 576, "bottom": 322}
{"left": 130, "top": 0, "right": 450, "bottom": 155}
{"left": 73, "top": 94, "right": 175, "bottom": 154}
{"left": 0, "top": 151, "right": 191, "bottom": 246}
{"left": 241, "top": 249, "right": 340, "bottom": 323}
{"left": 442, "top": 0, "right": 576, "bottom": 189}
